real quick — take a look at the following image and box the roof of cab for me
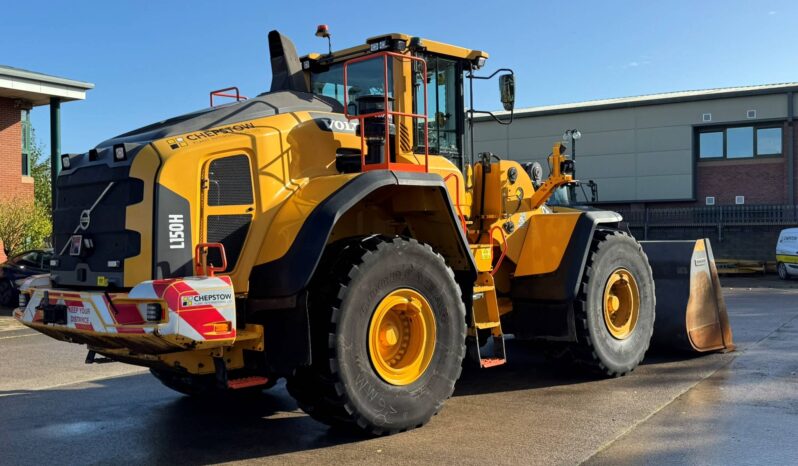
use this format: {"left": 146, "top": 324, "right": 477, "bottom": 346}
{"left": 300, "top": 33, "right": 488, "bottom": 63}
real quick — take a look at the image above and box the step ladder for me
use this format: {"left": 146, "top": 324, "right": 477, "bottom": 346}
{"left": 470, "top": 271, "right": 507, "bottom": 368}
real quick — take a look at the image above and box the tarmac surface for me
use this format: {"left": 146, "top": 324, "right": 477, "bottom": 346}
{"left": 0, "top": 276, "right": 796, "bottom": 465}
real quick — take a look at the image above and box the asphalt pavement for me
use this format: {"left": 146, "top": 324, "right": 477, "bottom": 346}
{"left": 0, "top": 276, "right": 796, "bottom": 465}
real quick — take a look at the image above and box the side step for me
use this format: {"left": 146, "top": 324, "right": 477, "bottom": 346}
{"left": 471, "top": 273, "right": 507, "bottom": 368}
{"left": 227, "top": 376, "right": 270, "bottom": 390}
{"left": 213, "top": 356, "right": 269, "bottom": 390}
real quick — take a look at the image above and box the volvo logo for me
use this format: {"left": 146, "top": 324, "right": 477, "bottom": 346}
{"left": 79, "top": 210, "right": 91, "bottom": 230}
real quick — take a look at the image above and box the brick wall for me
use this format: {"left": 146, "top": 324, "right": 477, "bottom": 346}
{"left": 0, "top": 97, "right": 34, "bottom": 263}
{"left": 696, "top": 159, "right": 787, "bottom": 205}
{"left": 0, "top": 97, "right": 33, "bottom": 202}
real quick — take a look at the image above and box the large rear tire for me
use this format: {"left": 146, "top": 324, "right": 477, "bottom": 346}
{"left": 287, "top": 235, "right": 466, "bottom": 435}
{"left": 571, "top": 230, "right": 655, "bottom": 377}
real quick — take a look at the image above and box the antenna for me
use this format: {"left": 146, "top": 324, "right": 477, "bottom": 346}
{"left": 315, "top": 24, "right": 332, "bottom": 55}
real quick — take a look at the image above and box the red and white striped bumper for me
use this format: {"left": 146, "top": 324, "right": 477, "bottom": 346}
{"left": 14, "top": 275, "right": 238, "bottom": 354}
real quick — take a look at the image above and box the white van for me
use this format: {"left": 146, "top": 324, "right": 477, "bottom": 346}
{"left": 776, "top": 228, "right": 798, "bottom": 280}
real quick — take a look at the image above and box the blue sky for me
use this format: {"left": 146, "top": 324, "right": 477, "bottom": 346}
{"left": 3, "top": 0, "right": 796, "bottom": 154}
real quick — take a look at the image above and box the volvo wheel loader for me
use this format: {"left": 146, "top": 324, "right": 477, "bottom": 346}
{"left": 14, "top": 29, "right": 733, "bottom": 435}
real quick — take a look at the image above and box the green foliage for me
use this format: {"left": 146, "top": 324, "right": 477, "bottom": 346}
{"left": 29, "top": 129, "right": 52, "bottom": 213}
{"left": 0, "top": 129, "right": 52, "bottom": 257}
{"left": 0, "top": 197, "right": 51, "bottom": 257}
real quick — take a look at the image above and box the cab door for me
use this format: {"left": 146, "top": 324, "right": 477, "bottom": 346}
{"left": 199, "top": 154, "right": 255, "bottom": 276}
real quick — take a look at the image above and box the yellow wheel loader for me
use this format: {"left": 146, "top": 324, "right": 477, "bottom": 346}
{"left": 14, "top": 29, "right": 733, "bottom": 435}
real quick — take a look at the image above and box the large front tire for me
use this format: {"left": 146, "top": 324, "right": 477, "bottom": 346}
{"left": 571, "top": 230, "right": 655, "bottom": 377}
{"left": 287, "top": 236, "right": 466, "bottom": 435}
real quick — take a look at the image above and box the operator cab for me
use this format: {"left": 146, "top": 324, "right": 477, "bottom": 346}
{"left": 299, "top": 33, "right": 494, "bottom": 172}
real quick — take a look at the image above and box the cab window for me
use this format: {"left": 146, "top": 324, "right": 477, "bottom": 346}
{"left": 310, "top": 60, "right": 394, "bottom": 109}
{"left": 413, "top": 56, "right": 462, "bottom": 160}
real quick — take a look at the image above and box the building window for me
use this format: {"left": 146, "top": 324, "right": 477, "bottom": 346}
{"left": 757, "top": 127, "right": 781, "bottom": 155}
{"left": 698, "top": 124, "right": 782, "bottom": 159}
{"left": 699, "top": 131, "right": 723, "bottom": 158}
{"left": 21, "top": 109, "right": 32, "bottom": 176}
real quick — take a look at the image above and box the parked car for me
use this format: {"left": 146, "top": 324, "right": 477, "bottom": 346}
{"left": 0, "top": 249, "right": 53, "bottom": 307}
{"left": 776, "top": 228, "right": 798, "bottom": 280}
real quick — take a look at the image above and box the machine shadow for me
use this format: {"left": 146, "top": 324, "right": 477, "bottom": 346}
{"left": 0, "top": 340, "right": 731, "bottom": 465}
{"left": 0, "top": 374, "right": 367, "bottom": 465}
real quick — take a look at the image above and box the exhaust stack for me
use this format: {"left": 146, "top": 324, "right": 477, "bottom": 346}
{"left": 268, "top": 30, "right": 308, "bottom": 93}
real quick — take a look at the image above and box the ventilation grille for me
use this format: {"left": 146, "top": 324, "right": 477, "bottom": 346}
{"left": 702, "top": 113, "right": 712, "bottom": 122}
{"left": 705, "top": 196, "right": 715, "bottom": 206}
{"left": 399, "top": 123, "right": 412, "bottom": 152}
{"left": 208, "top": 155, "right": 253, "bottom": 206}
{"left": 746, "top": 109, "right": 757, "bottom": 119}
{"left": 207, "top": 214, "right": 251, "bottom": 271}
{"left": 735, "top": 195, "right": 745, "bottom": 205}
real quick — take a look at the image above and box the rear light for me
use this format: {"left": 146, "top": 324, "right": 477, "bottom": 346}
{"left": 49, "top": 259, "right": 60, "bottom": 267}
{"left": 18, "top": 293, "right": 28, "bottom": 308}
{"left": 107, "top": 260, "right": 121, "bottom": 268}
{"left": 212, "top": 321, "right": 232, "bottom": 333}
{"left": 145, "top": 303, "right": 163, "bottom": 322}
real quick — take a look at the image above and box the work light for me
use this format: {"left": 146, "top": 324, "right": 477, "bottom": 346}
{"left": 114, "top": 144, "right": 126, "bottom": 161}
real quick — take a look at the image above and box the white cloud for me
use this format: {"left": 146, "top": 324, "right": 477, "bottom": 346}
{"left": 768, "top": 10, "right": 777, "bottom": 15}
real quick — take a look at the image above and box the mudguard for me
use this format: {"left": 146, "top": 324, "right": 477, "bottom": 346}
{"left": 249, "top": 170, "right": 476, "bottom": 299}
{"left": 248, "top": 169, "right": 476, "bottom": 374}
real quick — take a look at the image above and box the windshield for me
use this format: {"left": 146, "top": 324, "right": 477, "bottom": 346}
{"left": 548, "top": 187, "right": 571, "bottom": 206}
{"left": 310, "top": 59, "right": 393, "bottom": 109}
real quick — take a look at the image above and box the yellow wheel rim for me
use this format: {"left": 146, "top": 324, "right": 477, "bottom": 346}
{"left": 368, "top": 288, "right": 436, "bottom": 386}
{"left": 602, "top": 268, "right": 640, "bottom": 340}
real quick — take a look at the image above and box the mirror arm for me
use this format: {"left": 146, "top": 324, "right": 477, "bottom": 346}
{"left": 467, "top": 68, "right": 515, "bottom": 125}
{"left": 469, "top": 68, "right": 514, "bottom": 81}
{"left": 470, "top": 108, "right": 514, "bottom": 125}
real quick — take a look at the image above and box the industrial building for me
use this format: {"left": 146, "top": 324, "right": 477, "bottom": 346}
{"left": 472, "top": 83, "right": 798, "bottom": 261}
{"left": 472, "top": 83, "right": 797, "bottom": 207}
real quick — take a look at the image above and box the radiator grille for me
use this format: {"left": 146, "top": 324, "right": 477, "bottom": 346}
{"left": 207, "top": 214, "right": 251, "bottom": 271}
{"left": 207, "top": 155, "right": 253, "bottom": 206}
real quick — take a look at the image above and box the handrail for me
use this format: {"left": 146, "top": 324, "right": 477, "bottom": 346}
{"left": 194, "top": 242, "right": 228, "bottom": 277}
{"left": 489, "top": 226, "right": 508, "bottom": 276}
{"left": 209, "top": 87, "right": 247, "bottom": 107}
{"left": 342, "top": 51, "right": 429, "bottom": 173}
{"left": 443, "top": 173, "right": 467, "bottom": 234}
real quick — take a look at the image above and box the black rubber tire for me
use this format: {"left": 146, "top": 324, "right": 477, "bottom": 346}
{"left": 286, "top": 235, "right": 466, "bottom": 436}
{"left": 150, "top": 369, "right": 273, "bottom": 397}
{"left": 778, "top": 262, "right": 791, "bottom": 280}
{"left": 0, "top": 280, "right": 17, "bottom": 308}
{"left": 571, "top": 230, "right": 655, "bottom": 377}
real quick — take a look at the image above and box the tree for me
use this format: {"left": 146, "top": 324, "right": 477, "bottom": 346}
{"left": 29, "top": 129, "right": 52, "bottom": 213}
{"left": 0, "top": 197, "right": 51, "bottom": 257}
{"left": 0, "top": 130, "right": 52, "bottom": 257}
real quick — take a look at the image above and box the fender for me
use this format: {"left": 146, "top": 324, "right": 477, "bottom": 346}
{"left": 248, "top": 170, "right": 477, "bottom": 374}
{"left": 249, "top": 170, "right": 476, "bottom": 300}
{"left": 506, "top": 209, "right": 621, "bottom": 342}
{"left": 511, "top": 209, "right": 622, "bottom": 302}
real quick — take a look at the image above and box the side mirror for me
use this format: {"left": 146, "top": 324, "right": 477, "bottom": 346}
{"left": 499, "top": 74, "right": 515, "bottom": 111}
